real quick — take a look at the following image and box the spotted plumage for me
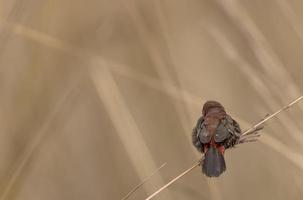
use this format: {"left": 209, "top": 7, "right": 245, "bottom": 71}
{"left": 192, "top": 101, "right": 241, "bottom": 177}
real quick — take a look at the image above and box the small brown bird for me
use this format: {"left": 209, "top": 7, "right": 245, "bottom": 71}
{"left": 192, "top": 101, "right": 241, "bottom": 177}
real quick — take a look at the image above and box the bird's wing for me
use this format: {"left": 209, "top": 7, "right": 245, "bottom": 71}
{"left": 214, "top": 115, "right": 241, "bottom": 143}
{"left": 197, "top": 120, "right": 212, "bottom": 144}
{"left": 192, "top": 116, "right": 204, "bottom": 152}
{"left": 231, "top": 117, "right": 242, "bottom": 136}
{"left": 192, "top": 116, "right": 212, "bottom": 152}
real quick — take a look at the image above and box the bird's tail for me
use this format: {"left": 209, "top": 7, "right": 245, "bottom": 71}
{"left": 202, "top": 146, "right": 226, "bottom": 177}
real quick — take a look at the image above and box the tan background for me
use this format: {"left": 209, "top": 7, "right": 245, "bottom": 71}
{"left": 0, "top": 0, "right": 303, "bottom": 199}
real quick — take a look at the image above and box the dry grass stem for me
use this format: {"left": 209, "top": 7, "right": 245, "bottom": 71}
{"left": 120, "top": 163, "right": 167, "bottom": 200}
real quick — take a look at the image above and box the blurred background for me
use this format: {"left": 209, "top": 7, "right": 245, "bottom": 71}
{"left": 0, "top": 0, "right": 303, "bottom": 199}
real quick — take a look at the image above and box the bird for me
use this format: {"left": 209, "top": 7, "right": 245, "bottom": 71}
{"left": 192, "top": 101, "right": 242, "bottom": 177}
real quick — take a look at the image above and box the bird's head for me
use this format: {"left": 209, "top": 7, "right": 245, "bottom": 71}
{"left": 202, "top": 100, "right": 226, "bottom": 116}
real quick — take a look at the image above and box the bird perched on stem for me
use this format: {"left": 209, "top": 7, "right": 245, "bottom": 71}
{"left": 192, "top": 101, "right": 243, "bottom": 177}
{"left": 145, "top": 97, "right": 302, "bottom": 200}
